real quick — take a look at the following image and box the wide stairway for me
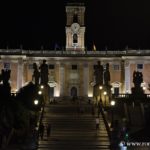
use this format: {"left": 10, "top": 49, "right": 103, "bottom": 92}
{"left": 37, "top": 99, "right": 111, "bottom": 150}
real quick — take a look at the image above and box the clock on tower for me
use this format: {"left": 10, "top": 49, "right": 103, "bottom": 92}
{"left": 71, "top": 23, "right": 80, "bottom": 33}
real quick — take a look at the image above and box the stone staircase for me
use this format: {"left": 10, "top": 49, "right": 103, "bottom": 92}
{"left": 37, "top": 99, "right": 111, "bottom": 150}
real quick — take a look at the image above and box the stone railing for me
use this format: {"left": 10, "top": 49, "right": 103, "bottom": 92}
{"left": 0, "top": 49, "right": 150, "bottom": 56}
{"left": 112, "top": 94, "right": 150, "bottom": 99}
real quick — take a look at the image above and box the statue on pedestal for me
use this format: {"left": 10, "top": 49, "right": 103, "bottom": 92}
{"left": 32, "top": 63, "right": 40, "bottom": 85}
{"left": 133, "top": 71, "right": 143, "bottom": 88}
{"left": 132, "top": 70, "right": 144, "bottom": 95}
{"left": 39, "top": 60, "right": 49, "bottom": 85}
{"left": 94, "top": 61, "right": 103, "bottom": 86}
{"left": 0, "top": 69, "right": 11, "bottom": 96}
{"left": 93, "top": 61, "right": 104, "bottom": 104}
{"left": 104, "top": 63, "right": 110, "bottom": 86}
{"left": 1, "top": 69, "right": 11, "bottom": 85}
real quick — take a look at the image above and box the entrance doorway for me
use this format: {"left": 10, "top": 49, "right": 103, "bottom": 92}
{"left": 70, "top": 87, "right": 77, "bottom": 98}
{"left": 49, "top": 87, "right": 54, "bottom": 97}
{"left": 114, "top": 87, "right": 119, "bottom": 95}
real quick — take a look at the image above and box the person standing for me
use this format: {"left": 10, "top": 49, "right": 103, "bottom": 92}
{"left": 39, "top": 123, "right": 45, "bottom": 140}
{"left": 96, "top": 117, "right": 100, "bottom": 130}
{"left": 46, "top": 123, "right": 51, "bottom": 139}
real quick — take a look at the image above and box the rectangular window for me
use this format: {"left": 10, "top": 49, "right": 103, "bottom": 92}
{"left": 49, "top": 64, "right": 55, "bottom": 69}
{"left": 28, "top": 64, "right": 33, "bottom": 69}
{"left": 4, "top": 63, "right": 10, "bottom": 70}
{"left": 113, "top": 64, "right": 120, "bottom": 71}
{"left": 72, "top": 65, "right": 77, "bottom": 70}
{"left": 137, "top": 64, "right": 143, "bottom": 70}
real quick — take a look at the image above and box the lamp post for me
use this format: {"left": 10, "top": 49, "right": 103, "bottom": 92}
{"left": 99, "top": 86, "right": 103, "bottom": 103}
{"left": 110, "top": 100, "right": 115, "bottom": 128}
{"left": 103, "top": 91, "right": 107, "bottom": 107}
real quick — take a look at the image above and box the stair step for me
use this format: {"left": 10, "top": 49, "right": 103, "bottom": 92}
{"left": 37, "top": 101, "right": 110, "bottom": 150}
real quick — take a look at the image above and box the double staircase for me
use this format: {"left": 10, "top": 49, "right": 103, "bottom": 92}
{"left": 37, "top": 99, "right": 110, "bottom": 150}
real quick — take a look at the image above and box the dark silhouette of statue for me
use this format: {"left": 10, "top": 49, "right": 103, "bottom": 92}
{"left": 104, "top": 63, "right": 110, "bottom": 86}
{"left": 93, "top": 61, "right": 103, "bottom": 104}
{"left": 0, "top": 73, "right": 2, "bottom": 82}
{"left": 133, "top": 71, "right": 143, "bottom": 88}
{"left": 132, "top": 70, "right": 144, "bottom": 96}
{"left": 0, "top": 69, "right": 11, "bottom": 96}
{"left": 32, "top": 63, "right": 40, "bottom": 85}
{"left": 94, "top": 61, "right": 103, "bottom": 86}
{"left": 1, "top": 69, "right": 11, "bottom": 85}
{"left": 39, "top": 60, "right": 49, "bottom": 85}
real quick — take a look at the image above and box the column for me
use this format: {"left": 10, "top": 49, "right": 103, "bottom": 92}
{"left": 120, "top": 60, "right": 125, "bottom": 93}
{"left": 79, "top": 64, "right": 83, "bottom": 96}
{"left": 83, "top": 63, "right": 89, "bottom": 97}
{"left": 125, "top": 61, "right": 131, "bottom": 93}
{"left": 54, "top": 64, "right": 60, "bottom": 97}
{"left": 17, "top": 59, "right": 24, "bottom": 90}
{"left": 64, "top": 64, "right": 69, "bottom": 96}
{"left": 59, "top": 64, "right": 65, "bottom": 96}
{"left": 88, "top": 63, "right": 94, "bottom": 97}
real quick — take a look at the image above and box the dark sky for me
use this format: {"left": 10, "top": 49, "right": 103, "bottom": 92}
{"left": 0, "top": 0, "right": 150, "bottom": 50}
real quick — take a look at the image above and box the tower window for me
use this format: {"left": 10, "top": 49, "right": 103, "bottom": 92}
{"left": 73, "top": 34, "right": 78, "bottom": 43}
{"left": 72, "top": 65, "right": 77, "bottom": 70}
{"left": 49, "top": 64, "right": 55, "bottom": 69}
{"left": 137, "top": 64, "right": 143, "bottom": 70}
{"left": 73, "top": 14, "right": 78, "bottom": 23}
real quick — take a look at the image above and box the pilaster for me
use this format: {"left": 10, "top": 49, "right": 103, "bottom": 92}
{"left": 17, "top": 59, "right": 24, "bottom": 90}
{"left": 125, "top": 60, "right": 131, "bottom": 93}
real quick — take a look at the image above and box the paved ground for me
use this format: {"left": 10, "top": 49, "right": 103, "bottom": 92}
{"left": 37, "top": 99, "right": 111, "bottom": 150}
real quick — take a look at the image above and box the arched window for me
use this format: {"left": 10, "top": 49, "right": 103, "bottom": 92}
{"left": 73, "top": 34, "right": 78, "bottom": 43}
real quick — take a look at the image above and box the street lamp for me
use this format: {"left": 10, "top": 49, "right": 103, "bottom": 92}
{"left": 99, "top": 86, "right": 103, "bottom": 103}
{"left": 34, "top": 99, "right": 39, "bottom": 105}
{"left": 40, "top": 85, "right": 44, "bottom": 89}
{"left": 38, "top": 90, "right": 42, "bottom": 95}
{"left": 103, "top": 91, "right": 107, "bottom": 107}
{"left": 110, "top": 100, "right": 116, "bottom": 128}
{"left": 143, "top": 86, "right": 146, "bottom": 92}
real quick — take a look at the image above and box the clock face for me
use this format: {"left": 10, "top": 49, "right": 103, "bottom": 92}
{"left": 71, "top": 23, "right": 80, "bottom": 33}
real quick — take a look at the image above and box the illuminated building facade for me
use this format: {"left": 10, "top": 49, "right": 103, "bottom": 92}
{"left": 0, "top": 3, "right": 150, "bottom": 99}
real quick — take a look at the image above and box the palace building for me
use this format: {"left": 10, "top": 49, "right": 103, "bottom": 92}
{"left": 0, "top": 3, "right": 150, "bottom": 99}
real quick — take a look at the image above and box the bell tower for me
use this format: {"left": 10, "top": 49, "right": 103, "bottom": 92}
{"left": 65, "top": 3, "right": 85, "bottom": 51}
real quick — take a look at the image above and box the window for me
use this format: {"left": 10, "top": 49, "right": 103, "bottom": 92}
{"left": 72, "top": 65, "right": 77, "bottom": 70}
{"left": 137, "top": 64, "right": 143, "bottom": 70}
{"left": 73, "top": 14, "right": 78, "bottom": 23}
{"left": 49, "top": 64, "right": 55, "bottom": 69}
{"left": 113, "top": 64, "right": 120, "bottom": 71}
{"left": 28, "top": 64, "right": 33, "bottom": 69}
{"left": 4, "top": 63, "right": 10, "bottom": 70}
{"left": 73, "top": 34, "right": 78, "bottom": 43}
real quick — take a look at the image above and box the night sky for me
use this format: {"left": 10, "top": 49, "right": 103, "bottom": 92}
{"left": 0, "top": 0, "right": 150, "bottom": 50}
